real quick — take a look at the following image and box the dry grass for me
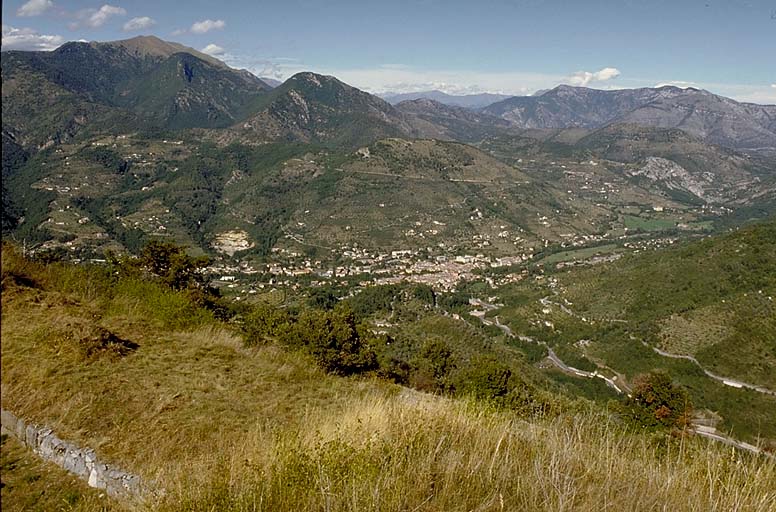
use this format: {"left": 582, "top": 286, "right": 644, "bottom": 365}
{"left": 157, "top": 394, "right": 776, "bottom": 511}
{"left": 2, "top": 245, "right": 775, "bottom": 511}
{"left": 0, "top": 434, "right": 124, "bottom": 512}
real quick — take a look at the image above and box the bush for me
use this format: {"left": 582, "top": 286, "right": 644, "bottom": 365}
{"left": 622, "top": 371, "right": 692, "bottom": 430}
{"left": 409, "top": 339, "right": 455, "bottom": 392}
{"left": 137, "top": 241, "right": 210, "bottom": 290}
{"left": 283, "top": 307, "right": 378, "bottom": 376}
{"left": 437, "top": 291, "right": 470, "bottom": 312}
{"left": 454, "top": 356, "right": 513, "bottom": 401}
{"left": 108, "top": 241, "right": 209, "bottom": 291}
{"left": 242, "top": 303, "right": 291, "bottom": 345}
{"left": 411, "top": 284, "right": 435, "bottom": 305}
{"left": 307, "top": 287, "right": 338, "bottom": 310}
{"left": 344, "top": 285, "right": 402, "bottom": 318}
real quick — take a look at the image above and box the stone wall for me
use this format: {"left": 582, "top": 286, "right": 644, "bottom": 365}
{"left": 0, "top": 409, "right": 143, "bottom": 499}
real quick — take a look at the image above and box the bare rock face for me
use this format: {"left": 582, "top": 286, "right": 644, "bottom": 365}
{"left": 212, "top": 229, "right": 254, "bottom": 256}
{"left": 630, "top": 157, "right": 711, "bottom": 202}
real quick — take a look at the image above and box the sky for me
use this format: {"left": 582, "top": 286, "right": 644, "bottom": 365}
{"left": 2, "top": 0, "right": 775, "bottom": 104}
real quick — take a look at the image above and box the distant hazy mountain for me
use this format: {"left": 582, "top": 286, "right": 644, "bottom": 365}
{"left": 483, "top": 85, "right": 776, "bottom": 150}
{"left": 260, "top": 77, "right": 284, "bottom": 88}
{"left": 4, "top": 36, "right": 776, "bottom": 155}
{"left": 395, "top": 98, "right": 514, "bottom": 142}
{"left": 576, "top": 123, "right": 770, "bottom": 203}
{"left": 381, "top": 90, "right": 512, "bottom": 109}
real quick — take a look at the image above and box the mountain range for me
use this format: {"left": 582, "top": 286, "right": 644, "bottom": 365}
{"left": 2, "top": 35, "right": 775, "bottom": 259}
{"left": 482, "top": 85, "right": 776, "bottom": 151}
{"left": 380, "top": 90, "right": 513, "bottom": 109}
{"left": 1, "top": 35, "right": 271, "bottom": 148}
{"left": 3, "top": 35, "right": 775, "bottom": 153}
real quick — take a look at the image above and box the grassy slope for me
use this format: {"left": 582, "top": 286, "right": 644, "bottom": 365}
{"left": 0, "top": 434, "right": 123, "bottom": 512}
{"left": 2, "top": 246, "right": 775, "bottom": 511}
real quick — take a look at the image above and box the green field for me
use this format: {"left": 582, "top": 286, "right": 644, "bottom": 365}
{"left": 623, "top": 215, "right": 677, "bottom": 231}
{"left": 536, "top": 243, "right": 621, "bottom": 265}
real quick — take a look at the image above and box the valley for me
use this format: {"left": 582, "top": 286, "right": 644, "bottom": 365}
{"left": 2, "top": 29, "right": 775, "bottom": 512}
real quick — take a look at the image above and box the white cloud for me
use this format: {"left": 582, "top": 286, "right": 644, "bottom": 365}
{"left": 190, "top": 19, "right": 225, "bottom": 34}
{"left": 190, "top": 51, "right": 776, "bottom": 105}
{"left": 1, "top": 24, "right": 64, "bottom": 51}
{"left": 224, "top": 60, "right": 561, "bottom": 96}
{"left": 713, "top": 84, "right": 776, "bottom": 105}
{"left": 17, "top": 0, "right": 54, "bottom": 17}
{"left": 71, "top": 4, "right": 126, "bottom": 29}
{"left": 654, "top": 80, "right": 698, "bottom": 89}
{"left": 123, "top": 16, "right": 156, "bottom": 32}
{"left": 567, "top": 67, "right": 621, "bottom": 87}
{"left": 201, "top": 43, "right": 226, "bottom": 56}
{"left": 771, "top": 84, "right": 776, "bottom": 89}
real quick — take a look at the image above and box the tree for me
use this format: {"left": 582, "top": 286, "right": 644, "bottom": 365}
{"left": 455, "top": 356, "right": 513, "bottom": 401}
{"left": 307, "top": 287, "right": 338, "bottom": 310}
{"left": 137, "top": 241, "right": 210, "bottom": 290}
{"left": 243, "top": 303, "right": 290, "bottom": 345}
{"left": 409, "top": 339, "right": 456, "bottom": 392}
{"left": 284, "top": 307, "right": 378, "bottom": 376}
{"left": 623, "top": 371, "right": 692, "bottom": 429}
{"left": 411, "top": 284, "right": 435, "bottom": 305}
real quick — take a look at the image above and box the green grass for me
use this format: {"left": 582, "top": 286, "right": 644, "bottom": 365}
{"left": 623, "top": 215, "right": 677, "bottom": 232}
{"left": 490, "top": 220, "right": 776, "bottom": 442}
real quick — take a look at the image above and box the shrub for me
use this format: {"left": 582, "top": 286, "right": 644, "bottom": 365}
{"left": 242, "top": 303, "right": 291, "bottom": 346}
{"left": 411, "top": 284, "right": 435, "bottom": 304}
{"left": 33, "top": 247, "right": 69, "bottom": 264}
{"left": 409, "top": 339, "right": 455, "bottom": 392}
{"left": 283, "top": 307, "right": 378, "bottom": 376}
{"left": 622, "top": 370, "right": 692, "bottom": 430}
{"left": 307, "top": 287, "right": 338, "bottom": 310}
{"left": 437, "top": 291, "right": 469, "bottom": 312}
{"left": 454, "top": 356, "right": 513, "bottom": 401}
{"left": 137, "top": 241, "right": 210, "bottom": 290}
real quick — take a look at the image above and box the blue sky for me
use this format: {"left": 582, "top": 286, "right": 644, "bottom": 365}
{"left": 2, "top": 0, "right": 775, "bottom": 103}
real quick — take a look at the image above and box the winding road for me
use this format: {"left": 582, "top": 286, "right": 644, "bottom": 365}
{"left": 639, "top": 340, "right": 776, "bottom": 397}
{"left": 469, "top": 298, "right": 626, "bottom": 393}
{"left": 467, "top": 297, "right": 774, "bottom": 457}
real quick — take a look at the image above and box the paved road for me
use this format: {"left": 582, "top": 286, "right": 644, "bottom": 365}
{"left": 468, "top": 297, "right": 771, "bottom": 456}
{"left": 470, "top": 299, "right": 625, "bottom": 393}
{"left": 640, "top": 341, "right": 776, "bottom": 397}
